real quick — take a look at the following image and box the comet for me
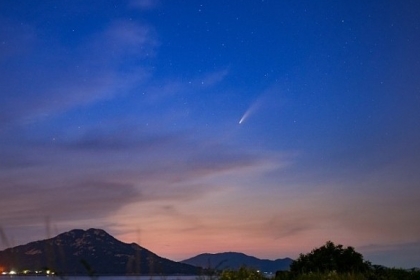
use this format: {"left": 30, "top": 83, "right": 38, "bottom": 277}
{"left": 239, "top": 86, "right": 281, "bottom": 124}
{"left": 239, "top": 110, "right": 250, "bottom": 124}
{"left": 239, "top": 99, "right": 261, "bottom": 124}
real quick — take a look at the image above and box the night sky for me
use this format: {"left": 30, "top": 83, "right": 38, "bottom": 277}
{"left": 1, "top": 0, "right": 420, "bottom": 268}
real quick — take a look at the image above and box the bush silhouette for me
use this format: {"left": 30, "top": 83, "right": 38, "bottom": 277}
{"left": 290, "top": 241, "right": 370, "bottom": 274}
{"left": 219, "top": 266, "right": 267, "bottom": 280}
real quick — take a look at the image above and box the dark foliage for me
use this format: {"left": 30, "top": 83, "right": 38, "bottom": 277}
{"left": 290, "top": 241, "right": 370, "bottom": 274}
{"left": 366, "top": 265, "right": 420, "bottom": 280}
{"left": 276, "top": 241, "right": 420, "bottom": 280}
{"left": 219, "top": 266, "right": 268, "bottom": 280}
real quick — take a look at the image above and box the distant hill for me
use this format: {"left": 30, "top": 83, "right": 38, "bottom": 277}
{"left": 0, "top": 228, "right": 199, "bottom": 276}
{"left": 182, "top": 252, "right": 293, "bottom": 273}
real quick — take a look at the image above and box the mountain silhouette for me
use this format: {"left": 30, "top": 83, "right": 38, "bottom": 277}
{"left": 0, "top": 228, "right": 200, "bottom": 276}
{"left": 182, "top": 252, "right": 292, "bottom": 273}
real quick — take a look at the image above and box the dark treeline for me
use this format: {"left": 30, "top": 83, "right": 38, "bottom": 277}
{"left": 205, "top": 241, "right": 420, "bottom": 280}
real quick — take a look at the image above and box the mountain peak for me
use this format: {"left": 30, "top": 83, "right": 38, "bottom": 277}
{"left": 0, "top": 228, "right": 200, "bottom": 275}
{"left": 86, "top": 228, "right": 108, "bottom": 235}
{"left": 182, "top": 252, "right": 292, "bottom": 273}
{"left": 59, "top": 228, "right": 108, "bottom": 237}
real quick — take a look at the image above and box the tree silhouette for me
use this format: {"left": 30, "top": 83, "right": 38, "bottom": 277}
{"left": 290, "top": 241, "right": 370, "bottom": 274}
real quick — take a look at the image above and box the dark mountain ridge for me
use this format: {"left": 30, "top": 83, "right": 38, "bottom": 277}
{"left": 182, "top": 251, "right": 293, "bottom": 273}
{"left": 0, "top": 228, "right": 199, "bottom": 276}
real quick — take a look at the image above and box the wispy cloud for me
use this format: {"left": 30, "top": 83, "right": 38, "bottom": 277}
{"left": 0, "top": 181, "right": 140, "bottom": 226}
{"left": 0, "top": 20, "right": 156, "bottom": 127}
{"left": 97, "top": 20, "right": 158, "bottom": 58}
{"left": 0, "top": 120, "right": 284, "bottom": 234}
{"left": 142, "top": 69, "right": 230, "bottom": 103}
{"left": 128, "top": 0, "right": 160, "bottom": 10}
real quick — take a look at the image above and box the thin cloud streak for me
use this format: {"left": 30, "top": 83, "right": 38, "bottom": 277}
{"left": 0, "top": 20, "right": 155, "bottom": 127}
{"left": 128, "top": 0, "right": 160, "bottom": 10}
{"left": 0, "top": 119, "right": 289, "bottom": 250}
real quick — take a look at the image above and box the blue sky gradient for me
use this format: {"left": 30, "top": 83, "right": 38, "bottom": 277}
{"left": 1, "top": 0, "right": 419, "bottom": 268}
